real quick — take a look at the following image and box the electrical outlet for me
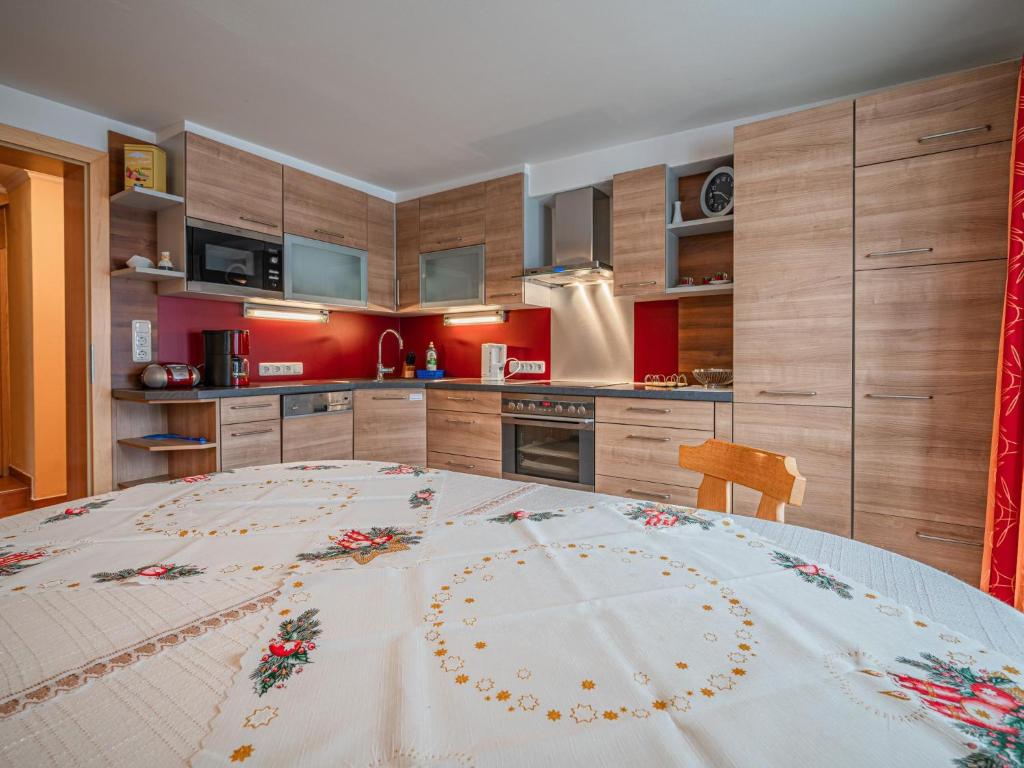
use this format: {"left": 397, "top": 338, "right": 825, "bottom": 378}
{"left": 258, "top": 362, "right": 304, "bottom": 377}
{"left": 131, "top": 319, "right": 152, "bottom": 363}
{"left": 513, "top": 360, "right": 545, "bottom": 374}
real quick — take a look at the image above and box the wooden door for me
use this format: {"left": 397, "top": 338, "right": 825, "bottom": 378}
{"left": 854, "top": 259, "right": 1005, "bottom": 528}
{"left": 353, "top": 389, "right": 426, "bottom": 465}
{"left": 733, "top": 101, "right": 853, "bottom": 407}
{"left": 419, "top": 183, "right": 486, "bottom": 252}
{"left": 733, "top": 403, "right": 852, "bottom": 537}
{"left": 185, "top": 133, "right": 282, "bottom": 236}
{"left": 283, "top": 166, "right": 367, "bottom": 250}
{"left": 484, "top": 173, "right": 525, "bottom": 305}
{"left": 612, "top": 165, "right": 668, "bottom": 296}
{"left": 855, "top": 142, "right": 1011, "bottom": 270}
{"left": 282, "top": 412, "right": 353, "bottom": 462}
{"left": 367, "top": 195, "right": 395, "bottom": 311}
{"left": 396, "top": 200, "right": 420, "bottom": 310}
{"left": 855, "top": 60, "right": 1017, "bottom": 166}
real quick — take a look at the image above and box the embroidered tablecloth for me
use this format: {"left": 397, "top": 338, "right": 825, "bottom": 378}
{"left": 0, "top": 461, "right": 1021, "bottom": 768}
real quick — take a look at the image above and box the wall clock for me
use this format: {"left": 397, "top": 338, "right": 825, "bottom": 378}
{"left": 700, "top": 166, "right": 734, "bottom": 217}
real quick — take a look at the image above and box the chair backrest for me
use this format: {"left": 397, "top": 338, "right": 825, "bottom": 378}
{"left": 678, "top": 439, "right": 806, "bottom": 523}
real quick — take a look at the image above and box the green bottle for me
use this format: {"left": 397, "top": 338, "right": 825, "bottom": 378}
{"left": 426, "top": 342, "right": 438, "bottom": 371}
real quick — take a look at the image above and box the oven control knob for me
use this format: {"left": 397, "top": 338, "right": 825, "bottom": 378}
{"left": 516, "top": 402, "right": 524, "bottom": 411}
{"left": 566, "top": 405, "right": 576, "bottom": 415}
{"left": 527, "top": 403, "right": 537, "bottom": 412}
{"left": 555, "top": 404, "right": 564, "bottom": 414}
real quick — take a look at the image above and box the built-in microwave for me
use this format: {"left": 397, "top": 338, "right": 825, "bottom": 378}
{"left": 186, "top": 218, "right": 284, "bottom": 299}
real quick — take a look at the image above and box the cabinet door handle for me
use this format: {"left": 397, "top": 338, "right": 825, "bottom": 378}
{"left": 759, "top": 390, "right": 817, "bottom": 397}
{"left": 396, "top": 277, "right": 401, "bottom": 307}
{"left": 372, "top": 395, "right": 409, "bottom": 400}
{"left": 446, "top": 418, "right": 475, "bottom": 425}
{"left": 446, "top": 396, "right": 477, "bottom": 402}
{"left": 627, "top": 488, "right": 671, "bottom": 500}
{"left": 239, "top": 215, "right": 279, "bottom": 229}
{"left": 619, "top": 280, "right": 656, "bottom": 288}
{"left": 446, "top": 461, "right": 476, "bottom": 470}
{"left": 865, "top": 393, "right": 933, "bottom": 400}
{"left": 626, "top": 407, "right": 671, "bottom": 414}
{"left": 918, "top": 124, "right": 990, "bottom": 143}
{"left": 626, "top": 435, "right": 671, "bottom": 442}
{"left": 865, "top": 247, "right": 933, "bottom": 258}
{"left": 314, "top": 227, "right": 346, "bottom": 240}
{"left": 915, "top": 531, "right": 982, "bottom": 548}
{"left": 229, "top": 427, "right": 275, "bottom": 437}
{"left": 229, "top": 403, "right": 273, "bottom": 410}
{"left": 488, "top": 292, "right": 520, "bottom": 299}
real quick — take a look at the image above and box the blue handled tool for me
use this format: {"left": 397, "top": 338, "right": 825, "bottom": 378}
{"left": 141, "top": 433, "right": 208, "bottom": 444}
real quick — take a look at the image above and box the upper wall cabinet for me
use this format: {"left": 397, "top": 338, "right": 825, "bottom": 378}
{"left": 485, "top": 173, "right": 526, "bottom": 305}
{"left": 396, "top": 199, "right": 421, "bottom": 311}
{"left": 185, "top": 133, "right": 283, "bottom": 236}
{"left": 611, "top": 164, "right": 671, "bottom": 297}
{"left": 367, "top": 195, "right": 396, "bottom": 312}
{"left": 283, "top": 167, "right": 368, "bottom": 251}
{"left": 733, "top": 101, "right": 853, "bottom": 408}
{"left": 419, "top": 182, "right": 486, "bottom": 252}
{"left": 855, "top": 60, "right": 1017, "bottom": 167}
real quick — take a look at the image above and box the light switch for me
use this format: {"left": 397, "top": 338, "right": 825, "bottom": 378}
{"left": 131, "top": 319, "right": 152, "bottom": 363}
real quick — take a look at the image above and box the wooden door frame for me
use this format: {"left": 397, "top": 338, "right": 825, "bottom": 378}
{"left": 0, "top": 122, "right": 112, "bottom": 495}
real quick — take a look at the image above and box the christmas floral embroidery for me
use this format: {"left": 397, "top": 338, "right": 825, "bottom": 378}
{"left": 890, "top": 652, "right": 1024, "bottom": 767}
{"left": 489, "top": 510, "right": 565, "bottom": 524}
{"left": 297, "top": 527, "right": 423, "bottom": 566}
{"left": 380, "top": 464, "right": 427, "bottom": 477}
{"left": 770, "top": 551, "right": 853, "bottom": 599}
{"left": 42, "top": 498, "right": 112, "bottom": 523}
{"left": 623, "top": 502, "right": 714, "bottom": 530}
{"left": 92, "top": 563, "right": 206, "bottom": 582}
{"left": 287, "top": 465, "right": 341, "bottom": 471}
{"left": 0, "top": 546, "right": 46, "bottom": 577}
{"left": 251, "top": 608, "right": 321, "bottom": 696}
{"left": 409, "top": 488, "right": 435, "bottom": 508}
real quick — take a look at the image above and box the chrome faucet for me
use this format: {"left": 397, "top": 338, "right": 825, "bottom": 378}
{"left": 376, "top": 328, "right": 403, "bottom": 382}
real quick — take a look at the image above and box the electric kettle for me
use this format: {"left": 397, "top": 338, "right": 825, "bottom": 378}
{"left": 481, "top": 343, "right": 508, "bottom": 381}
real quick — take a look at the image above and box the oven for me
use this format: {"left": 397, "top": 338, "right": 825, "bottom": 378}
{"left": 187, "top": 218, "right": 284, "bottom": 299}
{"left": 501, "top": 393, "right": 596, "bottom": 491}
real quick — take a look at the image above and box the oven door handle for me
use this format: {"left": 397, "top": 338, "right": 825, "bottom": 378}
{"left": 501, "top": 415, "right": 594, "bottom": 430}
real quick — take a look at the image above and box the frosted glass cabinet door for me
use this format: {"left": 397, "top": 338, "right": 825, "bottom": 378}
{"left": 420, "top": 245, "right": 485, "bottom": 308}
{"left": 284, "top": 234, "right": 368, "bottom": 307}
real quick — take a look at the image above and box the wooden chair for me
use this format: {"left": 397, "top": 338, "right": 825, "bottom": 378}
{"left": 678, "top": 439, "right": 806, "bottom": 523}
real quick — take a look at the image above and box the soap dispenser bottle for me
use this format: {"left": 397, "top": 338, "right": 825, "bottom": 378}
{"left": 426, "top": 342, "right": 438, "bottom": 372}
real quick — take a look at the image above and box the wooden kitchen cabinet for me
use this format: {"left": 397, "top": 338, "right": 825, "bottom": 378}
{"left": 855, "top": 142, "right": 1011, "bottom": 270}
{"left": 855, "top": 60, "right": 1017, "bottom": 167}
{"left": 396, "top": 199, "right": 421, "bottom": 310}
{"left": 220, "top": 395, "right": 280, "bottom": 425}
{"left": 219, "top": 395, "right": 282, "bottom": 470}
{"left": 283, "top": 166, "right": 368, "bottom": 250}
{"left": 367, "top": 195, "right": 396, "bottom": 311}
{"left": 353, "top": 389, "right": 426, "bottom": 465}
{"left": 185, "top": 133, "right": 283, "bottom": 236}
{"left": 854, "top": 260, "right": 1004, "bottom": 529}
{"left": 419, "top": 183, "right": 486, "bottom": 253}
{"left": 732, "top": 403, "right": 852, "bottom": 537}
{"left": 611, "top": 164, "right": 670, "bottom": 297}
{"left": 596, "top": 422, "right": 710, "bottom": 489}
{"left": 426, "top": 389, "right": 501, "bottom": 477}
{"left": 282, "top": 411, "right": 353, "bottom": 462}
{"left": 595, "top": 475, "right": 698, "bottom": 507}
{"left": 596, "top": 397, "right": 714, "bottom": 432}
{"left": 485, "top": 173, "right": 525, "bottom": 305}
{"left": 733, "top": 101, "right": 853, "bottom": 407}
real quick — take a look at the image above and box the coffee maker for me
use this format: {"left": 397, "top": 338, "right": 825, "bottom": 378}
{"left": 203, "top": 330, "right": 250, "bottom": 387}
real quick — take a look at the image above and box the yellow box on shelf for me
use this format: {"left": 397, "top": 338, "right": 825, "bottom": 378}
{"left": 124, "top": 143, "right": 167, "bottom": 192}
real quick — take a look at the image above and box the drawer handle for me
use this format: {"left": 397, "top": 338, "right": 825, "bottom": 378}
{"left": 865, "top": 247, "right": 933, "bottom": 258}
{"left": 619, "top": 280, "right": 656, "bottom": 288}
{"left": 239, "top": 215, "right": 279, "bottom": 229}
{"left": 230, "top": 428, "right": 275, "bottom": 437}
{"left": 446, "top": 461, "right": 476, "bottom": 469}
{"left": 230, "top": 403, "right": 273, "bottom": 409}
{"left": 917, "top": 124, "right": 991, "bottom": 143}
{"left": 488, "top": 292, "right": 520, "bottom": 299}
{"left": 626, "top": 435, "right": 671, "bottom": 442}
{"left": 627, "top": 488, "right": 671, "bottom": 500}
{"left": 372, "top": 395, "right": 410, "bottom": 400}
{"left": 313, "top": 227, "right": 346, "bottom": 239}
{"left": 865, "top": 393, "right": 933, "bottom": 400}
{"left": 446, "top": 396, "right": 477, "bottom": 402}
{"left": 446, "top": 418, "right": 474, "bottom": 425}
{"left": 626, "top": 407, "right": 671, "bottom": 414}
{"left": 915, "top": 531, "right": 982, "bottom": 548}
{"left": 760, "top": 390, "right": 817, "bottom": 397}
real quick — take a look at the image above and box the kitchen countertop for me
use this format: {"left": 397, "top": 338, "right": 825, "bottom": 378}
{"left": 112, "top": 378, "right": 732, "bottom": 402}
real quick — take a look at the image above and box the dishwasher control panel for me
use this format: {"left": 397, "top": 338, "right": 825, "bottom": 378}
{"left": 282, "top": 391, "right": 352, "bottom": 417}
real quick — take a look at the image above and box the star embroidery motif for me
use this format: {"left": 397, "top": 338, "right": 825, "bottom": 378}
{"left": 230, "top": 745, "right": 254, "bottom": 763}
{"left": 243, "top": 706, "right": 278, "bottom": 729}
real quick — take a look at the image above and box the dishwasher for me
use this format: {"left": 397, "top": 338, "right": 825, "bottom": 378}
{"left": 281, "top": 391, "right": 353, "bottom": 462}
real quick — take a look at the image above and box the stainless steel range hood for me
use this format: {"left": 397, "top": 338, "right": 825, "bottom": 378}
{"left": 519, "top": 186, "right": 611, "bottom": 286}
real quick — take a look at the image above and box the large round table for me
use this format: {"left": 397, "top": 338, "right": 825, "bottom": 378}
{"left": 0, "top": 461, "right": 1020, "bottom": 768}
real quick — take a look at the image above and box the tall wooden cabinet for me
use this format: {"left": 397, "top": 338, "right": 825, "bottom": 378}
{"left": 611, "top": 165, "right": 671, "bottom": 297}
{"left": 283, "top": 166, "right": 368, "bottom": 250}
{"left": 732, "top": 60, "right": 1014, "bottom": 582}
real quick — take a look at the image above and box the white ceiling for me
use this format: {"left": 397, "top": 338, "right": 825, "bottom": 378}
{"left": 1, "top": 0, "right": 1020, "bottom": 195}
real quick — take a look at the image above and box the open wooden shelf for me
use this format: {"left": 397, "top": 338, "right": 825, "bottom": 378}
{"left": 111, "top": 266, "right": 186, "bottom": 281}
{"left": 118, "top": 474, "right": 173, "bottom": 489}
{"left": 118, "top": 437, "right": 217, "bottom": 452}
{"left": 666, "top": 282, "right": 734, "bottom": 297}
{"left": 668, "top": 214, "right": 733, "bottom": 238}
{"left": 110, "top": 187, "right": 184, "bottom": 211}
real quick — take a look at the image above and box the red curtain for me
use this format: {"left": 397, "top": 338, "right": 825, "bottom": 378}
{"left": 983, "top": 56, "right": 1024, "bottom": 608}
